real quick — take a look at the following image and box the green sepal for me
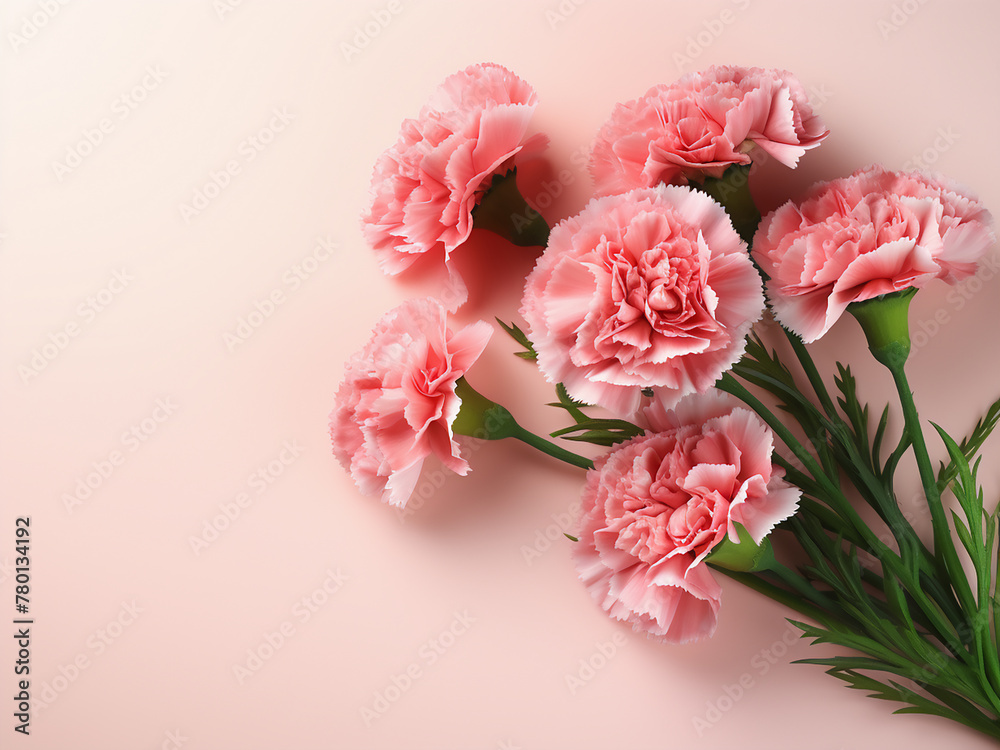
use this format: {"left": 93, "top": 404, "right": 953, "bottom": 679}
{"left": 706, "top": 523, "right": 777, "bottom": 573}
{"left": 847, "top": 287, "right": 916, "bottom": 370}
{"left": 472, "top": 169, "right": 550, "bottom": 247}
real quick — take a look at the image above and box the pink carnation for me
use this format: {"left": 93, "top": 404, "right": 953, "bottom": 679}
{"left": 590, "top": 65, "right": 828, "bottom": 194}
{"left": 574, "top": 392, "right": 800, "bottom": 644}
{"left": 753, "top": 165, "right": 996, "bottom": 342}
{"left": 520, "top": 185, "right": 765, "bottom": 416}
{"left": 329, "top": 298, "right": 492, "bottom": 508}
{"left": 362, "top": 63, "right": 546, "bottom": 309}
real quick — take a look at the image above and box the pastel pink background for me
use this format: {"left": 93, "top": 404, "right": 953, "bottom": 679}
{"left": 2, "top": 1, "right": 999, "bottom": 748}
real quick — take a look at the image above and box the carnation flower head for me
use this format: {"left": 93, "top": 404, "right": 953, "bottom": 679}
{"left": 753, "top": 165, "right": 996, "bottom": 342}
{"left": 574, "top": 392, "right": 800, "bottom": 644}
{"left": 590, "top": 65, "right": 828, "bottom": 194}
{"left": 520, "top": 185, "right": 764, "bottom": 416}
{"left": 329, "top": 298, "right": 492, "bottom": 508}
{"left": 362, "top": 63, "right": 546, "bottom": 309}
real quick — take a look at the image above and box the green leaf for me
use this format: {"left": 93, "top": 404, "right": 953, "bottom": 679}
{"left": 816, "top": 667, "right": 1000, "bottom": 737}
{"left": 937, "top": 395, "right": 1000, "bottom": 492}
{"left": 550, "top": 417, "right": 644, "bottom": 447}
{"left": 933, "top": 423, "right": 983, "bottom": 532}
{"left": 546, "top": 382, "right": 591, "bottom": 425}
{"left": 496, "top": 318, "right": 537, "bottom": 361}
{"left": 834, "top": 363, "right": 872, "bottom": 469}
{"left": 732, "top": 335, "right": 827, "bottom": 438}
{"left": 872, "top": 405, "right": 891, "bottom": 470}
{"left": 932, "top": 423, "right": 1000, "bottom": 700}
{"left": 880, "top": 561, "right": 916, "bottom": 636}
{"left": 825, "top": 668, "right": 951, "bottom": 715}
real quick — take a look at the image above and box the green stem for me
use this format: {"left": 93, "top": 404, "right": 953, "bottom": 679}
{"left": 847, "top": 292, "right": 956, "bottom": 569}
{"left": 887, "top": 363, "right": 987, "bottom": 683}
{"left": 887, "top": 364, "right": 953, "bottom": 568}
{"left": 766, "top": 559, "right": 844, "bottom": 615}
{"left": 848, "top": 321, "right": 993, "bottom": 683}
{"left": 509, "top": 423, "right": 594, "bottom": 470}
{"left": 847, "top": 292, "right": 973, "bottom": 634}
{"left": 453, "top": 377, "right": 592, "bottom": 470}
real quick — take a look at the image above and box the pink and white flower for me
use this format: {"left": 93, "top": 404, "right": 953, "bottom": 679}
{"left": 590, "top": 65, "right": 828, "bottom": 194}
{"left": 574, "top": 392, "right": 800, "bottom": 644}
{"left": 329, "top": 298, "right": 492, "bottom": 508}
{"left": 753, "top": 165, "right": 996, "bottom": 342}
{"left": 520, "top": 185, "right": 764, "bottom": 415}
{"left": 362, "top": 63, "right": 546, "bottom": 309}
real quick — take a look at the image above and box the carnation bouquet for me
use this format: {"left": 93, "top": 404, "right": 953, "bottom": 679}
{"left": 332, "top": 63, "right": 1000, "bottom": 741}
